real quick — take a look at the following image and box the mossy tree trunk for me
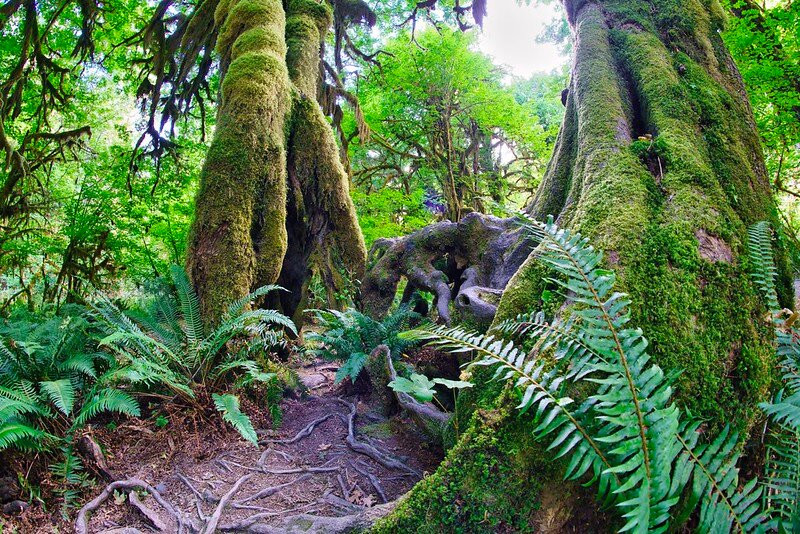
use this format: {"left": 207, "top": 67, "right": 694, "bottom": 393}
{"left": 375, "top": 0, "right": 792, "bottom": 531}
{"left": 186, "top": 0, "right": 366, "bottom": 323}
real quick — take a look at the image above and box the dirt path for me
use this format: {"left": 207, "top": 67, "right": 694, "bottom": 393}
{"left": 70, "top": 362, "right": 440, "bottom": 534}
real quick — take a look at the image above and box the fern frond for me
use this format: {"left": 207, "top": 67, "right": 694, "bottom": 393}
{"left": 212, "top": 393, "right": 258, "bottom": 445}
{"left": 73, "top": 388, "right": 140, "bottom": 427}
{"left": 170, "top": 265, "right": 205, "bottom": 351}
{"left": 40, "top": 379, "right": 76, "bottom": 415}
{"left": 764, "top": 422, "right": 800, "bottom": 531}
{"left": 406, "top": 325, "right": 622, "bottom": 505}
{"left": 0, "top": 422, "right": 50, "bottom": 451}
{"left": 56, "top": 353, "right": 98, "bottom": 379}
{"left": 747, "top": 221, "right": 780, "bottom": 312}
{"left": 675, "top": 422, "right": 767, "bottom": 533}
{"left": 521, "top": 215, "right": 681, "bottom": 532}
{"left": 224, "top": 285, "right": 285, "bottom": 320}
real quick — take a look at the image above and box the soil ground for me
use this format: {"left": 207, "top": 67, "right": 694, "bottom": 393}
{"left": 2, "top": 360, "right": 442, "bottom": 533}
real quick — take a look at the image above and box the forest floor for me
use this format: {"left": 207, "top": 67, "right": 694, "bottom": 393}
{"left": 6, "top": 360, "right": 441, "bottom": 533}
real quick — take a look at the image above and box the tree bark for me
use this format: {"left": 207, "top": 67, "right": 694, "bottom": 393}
{"left": 374, "top": 0, "right": 793, "bottom": 531}
{"left": 186, "top": 0, "right": 366, "bottom": 323}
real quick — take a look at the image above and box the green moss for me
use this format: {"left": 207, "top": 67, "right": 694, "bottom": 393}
{"left": 187, "top": 0, "right": 291, "bottom": 322}
{"left": 289, "top": 97, "right": 367, "bottom": 280}
{"left": 373, "top": 401, "right": 553, "bottom": 533}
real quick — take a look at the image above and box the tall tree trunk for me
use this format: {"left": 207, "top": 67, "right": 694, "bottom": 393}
{"left": 186, "top": 0, "right": 366, "bottom": 323}
{"left": 374, "top": 0, "right": 792, "bottom": 531}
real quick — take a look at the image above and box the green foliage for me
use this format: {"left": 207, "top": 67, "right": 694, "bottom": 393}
{"left": 0, "top": 310, "right": 139, "bottom": 507}
{"left": 348, "top": 28, "right": 559, "bottom": 224}
{"left": 748, "top": 221, "right": 800, "bottom": 529}
{"left": 0, "top": 311, "right": 139, "bottom": 453}
{"left": 212, "top": 393, "right": 258, "bottom": 446}
{"left": 407, "top": 216, "right": 768, "bottom": 533}
{"left": 92, "top": 266, "right": 292, "bottom": 442}
{"left": 388, "top": 372, "right": 472, "bottom": 403}
{"left": 307, "top": 306, "right": 420, "bottom": 383}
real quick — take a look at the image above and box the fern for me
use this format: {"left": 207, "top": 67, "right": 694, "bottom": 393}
{"left": 747, "top": 221, "right": 781, "bottom": 312}
{"left": 72, "top": 388, "right": 140, "bottom": 428}
{"left": 764, "top": 419, "right": 800, "bottom": 531}
{"left": 170, "top": 265, "right": 205, "bottom": 353}
{"left": 212, "top": 393, "right": 258, "bottom": 445}
{"left": 409, "top": 215, "right": 767, "bottom": 533}
{"left": 748, "top": 221, "right": 800, "bottom": 529}
{"left": 308, "top": 305, "right": 420, "bottom": 383}
{"left": 40, "top": 379, "right": 76, "bottom": 415}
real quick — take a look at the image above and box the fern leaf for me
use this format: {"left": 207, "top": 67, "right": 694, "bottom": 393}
{"left": 747, "top": 221, "right": 780, "bottom": 312}
{"left": 224, "top": 285, "right": 286, "bottom": 320}
{"left": 56, "top": 353, "right": 98, "bottom": 379}
{"left": 170, "top": 265, "right": 205, "bottom": 352}
{"left": 675, "top": 423, "right": 767, "bottom": 533}
{"left": 40, "top": 379, "right": 76, "bottom": 415}
{"left": 407, "top": 324, "right": 622, "bottom": 505}
{"left": 764, "top": 423, "right": 800, "bottom": 531}
{"left": 73, "top": 388, "right": 140, "bottom": 428}
{"left": 335, "top": 352, "right": 368, "bottom": 383}
{"left": 212, "top": 393, "right": 258, "bottom": 445}
{"left": 0, "top": 422, "right": 50, "bottom": 451}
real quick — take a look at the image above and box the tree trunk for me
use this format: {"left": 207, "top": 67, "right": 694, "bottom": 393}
{"left": 186, "top": 0, "right": 366, "bottom": 323}
{"left": 374, "top": 0, "right": 793, "bottom": 531}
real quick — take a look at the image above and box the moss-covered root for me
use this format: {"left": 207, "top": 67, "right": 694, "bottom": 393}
{"left": 186, "top": 0, "right": 291, "bottom": 322}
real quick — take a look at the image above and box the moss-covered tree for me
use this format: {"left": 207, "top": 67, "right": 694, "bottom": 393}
{"left": 183, "top": 0, "right": 366, "bottom": 323}
{"left": 371, "top": 0, "right": 793, "bottom": 530}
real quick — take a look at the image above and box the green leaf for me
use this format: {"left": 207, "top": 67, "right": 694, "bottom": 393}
{"left": 212, "top": 393, "right": 258, "bottom": 446}
{"left": 40, "top": 379, "right": 76, "bottom": 415}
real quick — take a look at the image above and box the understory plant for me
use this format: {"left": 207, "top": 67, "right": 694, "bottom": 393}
{"left": 407, "top": 215, "right": 797, "bottom": 533}
{"left": 92, "top": 266, "right": 296, "bottom": 444}
{"left": 0, "top": 310, "right": 140, "bottom": 507}
{"left": 307, "top": 306, "right": 420, "bottom": 383}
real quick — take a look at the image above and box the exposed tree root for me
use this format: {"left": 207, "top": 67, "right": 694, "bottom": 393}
{"left": 128, "top": 491, "right": 167, "bottom": 532}
{"left": 380, "top": 346, "right": 451, "bottom": 434}
{"left": 351, "top": 460, "right": 387, "bottom": 503}
{"left": 203, "top": 474, "right": 254, "bottom": 534}
{"left": 335, "top": 398, "right": 422, "bottom": 477}
{"left": 75, "top": 479, "right": 190, "bottom": 534}
{"left": 261, "top": 414, "right": 335, "bottom": 445}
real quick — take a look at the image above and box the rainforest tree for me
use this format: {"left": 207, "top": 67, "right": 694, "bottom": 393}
{"left": 368, "top": 0, "right": 795, "bottom": 530}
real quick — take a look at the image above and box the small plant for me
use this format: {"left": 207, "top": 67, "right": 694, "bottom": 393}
{"left": 307, "top": 306, "right": 421, "bottom": 383}
{"left": 388, "top": 373, "right": 472, "bottom": 403}
{"left": 92, "top": 266, "right": 295, "bottom": 444}
{"left": 748, "top": 221, "right": 800, "bottom": 529}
